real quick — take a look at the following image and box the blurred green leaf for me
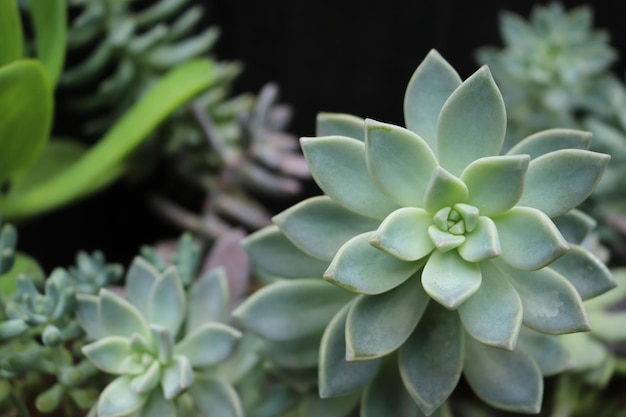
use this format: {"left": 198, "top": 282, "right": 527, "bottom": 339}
{"left": 0, "top": 0, "right": 23, "bottom": 66}
{"left": 0, "top": 252, "right": 44, "bottom": 296}
{"left": 27, "top": 0, "right": 67, "bottom": 87}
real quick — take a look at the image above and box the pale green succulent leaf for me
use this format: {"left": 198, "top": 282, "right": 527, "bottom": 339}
{"left": 460, "top": 155, "right": 529, "bottom": 216}
{"left": 148, "top": 267, "right": 185, "bottom": 336}
{"left": 370, "top": 207, "right": 434, "bottom": 261}
{"left": 399, "top": 304, "right": 463, "bottom": 415}
{"left": 99, "top": 289, "right": 150, "bottom": 340}
{"left": 436, "top": 66, "right": 506, "bottom": 176}
{"left": 428, "top": 227, "right": 465, "bottom": 252}
{"left": 130, "top": 360, "right": 160, "bottom": 394}
{"left": 585, "top": 268, "right": 626, "bottom": 310}
{"left": 346, "top": 274, "right": 428, "bottom": 360}
{"left": 499, "top": 11, "right": 533, "bottom": 46}
{"left": 299, "top": 391, "right": 360, "bottom": 417}
{"left": 507, "top": 129, "right": 591, "bottom": 159}
{"left": 552, "top": 209, "right": 596, "bottom": 245}
{"left": 125, "top": 257, "right": 159, "bottom": 319}
{"left": 98, "top": 377, "right": 147, "bottom": 417}
{"left": 243, "top": 225, "right": 328, "bottom": 278}
{"left": 76, "top": 294, "right": 108, "bottom": 339}
{"left": 362, "top": 360, "right": 425, "bottom": 417}
{"left": 324, "top": 232, "right": 424, "bottom": 295}
{"left": 365, "top": 119, "right": 438, "bottom": 207}
{"left": 548, "top": 244, "right": 615, "bottom": 300}
{"left": 587, "top": 310, "right": 626, "bottom": 343}
{"left": 458, "top": 261, "right": 522, "bottom": 350}
{"left": 260, "top": 333, "right": 322, "bottom": 369}
{"left": 560, "top": 332, "right": 607, "bottom": 372}
{"left": 422, "top": 250, "right": 481, "bottom": 310}
{"left": 301, "top": 136, "right": 399, "bottom": 219}
{"left": 316, "top": 112, "right": 365, "bottom": 141}
{"left": 404, "top": 49, "right": 462, "bottom": 149}
{"left": 175, "top": 322, "right": 242, "bottom": 367}
{"left": 424, "top": 167, "right": 469, "bottom": 214}
{"left": 464, "top": 338, "right": 542, "bottom": 414}
{"left": 138, "top": 391, "right": 175, "bottom": 417}
{"left": 233, "top": 278, "right": 352, "bottom": 341}
{"left": 319, "top": 305, "right": 381, "bottom": 398}
{"left": 517, "top": 149, "right": 610, "bottom": 218}
{"left": 497, "top": 262, "right": 591, "bottom": 334}
{"left": 82, "top": 336, "right": 133, "bottom": 375}
{"left": 518, "top": 329, "right": 571, "bottom": 376}
{"left": 274, "top": 196, "right": 379, "bottom": 261}
{"left": 492, "top": 207, "right": 569, "bottom": 270}
{"left": 187, "top": 268, "right": 229, "bottom": 334}
{"left": 189, "top": 377, "right": 244, "bottom": 417}
{"left": 152, "top": 325, "right": 175, "bottom": 365}
{"left": 161, "top": 355, "right": 193, "bottom": 400}
{"left": 457, "top": 217, "right": 501, "bottom": 263}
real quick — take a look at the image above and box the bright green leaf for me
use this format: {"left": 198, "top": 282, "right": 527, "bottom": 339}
{"left": 404, "top": 49, "right": 462, "bottom": 149}
{"left": 399, "top": 303, "right": 463, "bottom": 415}
{"left": 370, "top": 207, "right": 434, "bottom": 261}
{"left": 301, "top": 136, "right": 399, "bottom": 219}
{"left": 458, "top": 261, "right": 522, "bottom": 350}
{"left": 316, "top": 112, "right": 365, "bottom": 141}
{"left": 324, "top": 232, "right": 424, "bottom": 295}
{"left": 517, "top": 149, "right": 610, "bottom": 218}
{"left": 460, "top": 155, "right": 529, "bottom": 216}
{"left": 27, "top": 0, "right": 67, "bottom": 87}
{"left": 233, "top": 279, "right": 352, "bottom": 341}
{"left": 318, "top": 305, "right": 381, "bottom": 398}
{"left": 274, "top": 196, "right": 379, "bottom": 261}
{"left": 365, "top": 119, "right": 438, "bottom": 207}
{"left": 346, "top": 274, "right": 429, "bottom": 360}
{"left": 422, "top": 250, "right": 481, "bottom": 309}
{"left": 424, "top": 167, "right": 468, "bottom": 214}
{"left": 437, "top": 66, "right": 506, "bottom": 176}
{"left": 507, "top": 129, "right": 591, "bottom": 159}
{"left": 0, "top": 0, "right": 23, "bottom": 65}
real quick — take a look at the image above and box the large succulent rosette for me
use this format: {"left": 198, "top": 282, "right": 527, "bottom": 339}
{"left": 236, "top": 50, "right": 614, "bottom": 416}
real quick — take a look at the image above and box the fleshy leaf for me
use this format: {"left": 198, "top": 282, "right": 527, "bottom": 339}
{"left": 125, "top": 257, "right": 159, "bottom": 318}
{"left": 190, "top": 377, "right": 244, "bottom": 417}
{"left": 404, "top": 49, "right": 462, "bottom": 149}
{"left": 552, "top": 209, "right": 596, "bottom": 245}
{"left": 233, "top": 279, "right": 353, "bottom": 341}
{"left": 421, "top": 250, "right": 481, "bottom": 309}
{"left": 243, "top": 225, "right": 329, "bottom": 278}
{"left": 362, "top": 361, "right": 425, "bottom": 417}
{"left": 518, "top": 329, "right": 571, "bottom": 376}
{"left": 148, "top": 267, "right": 185, "bottom": 336}
{"left": 493, "top": 207, "right": 569, "bottom": 270}
{"left": 460, "top": 155, "right": 529, "bottom": 216}
{"left": 424, "top": 167, "right": 469, "bottom": 214}
{"left": 399, "top": 303, "right": 464, "bottom": 415}
{"left": 76, "top": 294, "right": 108, "bottom": 339}
{"left": 464, "top": 338, "right": 542, "bottom": 413}
{"left": 316, "top": 112, "right": 365, "bottom": 141}
{"left": 260, "top": 333, "right": 322, "bottom": 369}
{"left": 0, "top": 0, "right": 23, "bottom": 65}
{"left": 140, "top": 391, "right": 176, "bottom": 417}
{"left": 428, "top": 227, "right": 466, "bottom": 252}
{"left": 548, "top": 244, "right": 615, "bottom": 300}
{"left": 187, "top": 268, "right": 229, "bottom": 334}
{"left": 28, "top": 0, "right": 67, "bottom": 87}
{"left": 82, "top": 336, "right": 133, "bottom": 375}
{"left": 161, "top": 355, "right": 193, "bottom": 400}
{"left": 507, "top": 129, "right": 591, "bottom": 159}
{"left": 436, "top": 66, "right": 506, "bottom": 176}
{"left": 98, "top": 377, "right": 147, "bottom": 417}
{"left": 98, "top": 289, "right": 149, "bottom": 340}
{"left": 370, "top": 207, "right": 434, "bottom": 261}
{"left": 517, "top": 149, "right": 610, "bottom": 218}
{"left": 301, "top": 136, "right": 399, "bottom": 219}
{"left": 175, "top": 322, "right": 242, "bottom": 367}
{"left": 496, "top": 261, "right": 591, "bottom": 334}
{"left": 457, "top": 217, "right": 501, "bottom": 262}
{"left": 274, "top": 196, "right": 379, "bottom": 261}
{"left": 324, "top": 232, "right": 424, "bottom": 295}
{"left": 346, "top": 274, "right": 429, "bottom": 360}
{"left": 299, "top": 392, "right": 361, "bottom": 417}
{"left": 365, "top": 119, "right": 438, "bottom": 207}
{"left": 458, "top": 261, "right": 522, "bottom": 350}
{"left": 130, "top": 360, "right": 160, "bottom": 394}
{"left": 318, "top": 305, "right": 381, "bottom": 398}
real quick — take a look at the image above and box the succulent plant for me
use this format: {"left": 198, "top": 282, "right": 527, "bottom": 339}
{"left": 476, "top": 2, "right": 616, "bottom": 149}
{"left": 237, "top": 49, "right": 614, "bottom": 415}
{"left": 77, "top": 255, "right": 243, "bottom": 417}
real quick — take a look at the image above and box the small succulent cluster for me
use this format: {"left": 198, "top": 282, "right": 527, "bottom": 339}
{"left": 476, "top": 2, "right": 616, "bottom": 149}
{"left": 239, "top": 50, "right": 614, "bottom": 415}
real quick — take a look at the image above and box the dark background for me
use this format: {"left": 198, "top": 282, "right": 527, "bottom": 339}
{"left": 18, "top": 0, "right": 626, "bottom": 271}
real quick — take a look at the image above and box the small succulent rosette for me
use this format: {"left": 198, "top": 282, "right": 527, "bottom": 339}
{"left": 238, "top": 49, "right": 614, "bottom": 415}
{"left": 77, "top": 257, "right": 243, "bottom": 417}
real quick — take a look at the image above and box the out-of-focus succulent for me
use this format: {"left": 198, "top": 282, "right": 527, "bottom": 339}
{"left": 236, "top": 50, "right": 614, "bottom": 415}
{"left": 476, "top": 2, "right": 616, "bottom": 149}
{"left": 0, "top": 219, "right": 17, "bottom": 275}
{"left": 77, "top": 256, "right": 243, "bottom": 417}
